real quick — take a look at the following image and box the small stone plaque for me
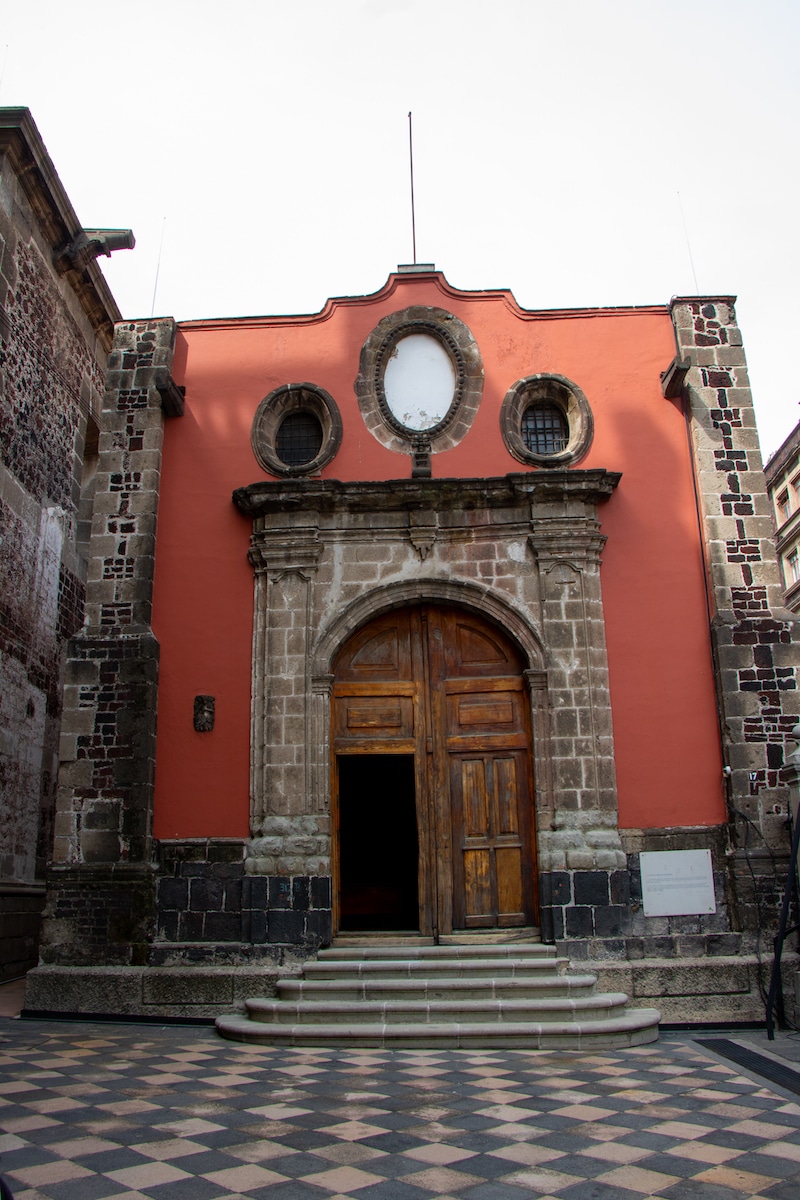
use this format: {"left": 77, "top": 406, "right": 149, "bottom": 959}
{"left": 639, "top": 849, "right": 716, "bottom": 917}
{"left": 193, "top": 694, "right": 215, "bottom": 732}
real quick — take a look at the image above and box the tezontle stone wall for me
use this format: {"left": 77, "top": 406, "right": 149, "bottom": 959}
{"left": 36, "top": 318, "right": 181, "bottom": 967}
{"left": 671, "top": 298, "right": 799, "bottom": 938}
{"left": 0, "top": 109, "right": 118, "bottom": 979}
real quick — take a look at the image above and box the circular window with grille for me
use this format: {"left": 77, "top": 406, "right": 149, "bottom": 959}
{"left": 275, "top": 411, "right": 324, "bottom": 467}
{"left": 501, "top": 374, "right": 593, "bottom": 468}
{"left": 251, "top": 384, "right": 342, "bottom": 477}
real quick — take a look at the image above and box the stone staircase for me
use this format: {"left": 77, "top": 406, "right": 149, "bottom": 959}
{"left": 216, "top": 936, "right": 661, "bottom": 1049}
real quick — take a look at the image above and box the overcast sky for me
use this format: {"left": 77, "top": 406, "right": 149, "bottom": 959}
{"left": 3, "top": 0, "right": 799, "bottom": 458}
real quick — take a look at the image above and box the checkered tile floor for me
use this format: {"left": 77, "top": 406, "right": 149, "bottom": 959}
{"left": 1, "top": 1021, "right": 800, "bottom": 1199}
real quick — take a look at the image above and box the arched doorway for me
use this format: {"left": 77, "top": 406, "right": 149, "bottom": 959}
{"left": 332, "top": 604, "right": 538, "bottom": 936}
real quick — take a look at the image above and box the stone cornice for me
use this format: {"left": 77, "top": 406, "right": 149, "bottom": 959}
{"left": 233, "top": 471, "right": 621, "bottom": 518}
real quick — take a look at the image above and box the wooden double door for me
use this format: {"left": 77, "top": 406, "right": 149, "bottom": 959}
{"left": 332, "top": 605, "right": 537, "bottom": 935}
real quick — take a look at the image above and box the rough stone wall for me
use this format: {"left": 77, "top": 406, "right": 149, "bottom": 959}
{"left": 35, "top": 318, "right": 179, "bottom": 968}
{"left": 154, "top": 838, "right": 331, "bottom": 953}
{"left": 0, "top": 129, "right": 109, "bottom": 978}
{"left": 671, "top": 298, "right": 799, "bottom": 940}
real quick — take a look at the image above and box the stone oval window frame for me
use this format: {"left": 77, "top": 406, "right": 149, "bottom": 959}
{"left": 251, "top": 383, "right": 342, "bottom": 477}
{"left": 356, "top": 307, "right": 483, "bottom": 455}
{"left": 501, "top": 373, "right": 593, "bottom": 468}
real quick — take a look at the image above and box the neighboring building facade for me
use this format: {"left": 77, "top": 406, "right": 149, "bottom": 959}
{"left": 23, "top": 266, "right": 800, "bottom": 1024}
{"left": 0, "top": 109, "right": 127, "bottom": 980}
{"left": 765, "top": 418, "right": 800, "bottom": 612}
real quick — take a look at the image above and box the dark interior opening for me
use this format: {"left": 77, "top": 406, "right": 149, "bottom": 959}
{"left": 338, "top": 754, "right": 419, "bottom": 931}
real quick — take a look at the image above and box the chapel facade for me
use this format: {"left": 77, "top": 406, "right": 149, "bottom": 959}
{"left": 24, "top": 264, "right": 800, "bottom": 1024}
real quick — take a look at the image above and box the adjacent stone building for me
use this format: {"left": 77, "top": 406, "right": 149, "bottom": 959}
{"left": 20, "top": 262, "right": 799, "bottom": 1025}
{"left": 0, "top": 109, "right": 130, "bottom": 981}
{"left": 765, "top": 418, "right": 800, "bottom": 613}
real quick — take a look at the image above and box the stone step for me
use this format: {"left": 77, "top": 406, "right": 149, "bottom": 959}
{"left": 216, "top": 1009, "right": 662, "bottom": 1050}
{"left": 319, "top": 942, "right": 555, "bottom": 961}
{"left": 215, "top": 938, "right": 661, "bottom": 1050}
{"left": 331, "top": 928, "right": 542, "bottom": 948}
{"left": 244, "top": 991, "right": 630, "bottom": 1025}
{"left": 440, "top": 926, "right": 541, "bottom": 945}
{"left": 332, "top": 934, "right": 434, "bottom": 947}
{"left": 305, "top": 955, "right": 568, "bottom": 981}
{"left": 276, "top": 973, "right": 599, "bottom": 1003}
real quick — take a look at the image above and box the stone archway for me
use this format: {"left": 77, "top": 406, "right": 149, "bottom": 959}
{"left": 331, "top": 603, "right": 538, "bottom": 937}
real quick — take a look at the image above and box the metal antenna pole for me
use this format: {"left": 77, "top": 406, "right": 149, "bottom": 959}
{"left": 150, "top": 217, "right": 167, "bottom": 318}
{"left": 408, "top": 112, "right": 417, "bottom": 264}
{"left": 677, "top": 191, "right": 700, "bottom": 295}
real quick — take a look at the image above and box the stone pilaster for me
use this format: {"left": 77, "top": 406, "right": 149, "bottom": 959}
{"left": 246, "top": 528, "right": 330, "bottom": 882}
{"left": 35, "top": 319, "right": 181, "bottom": 968}
{"left": 671, "top": 298, "right": 799, "bottom": 937}
{"left": 529, "top": 501, "right": 627, "bottom": 943}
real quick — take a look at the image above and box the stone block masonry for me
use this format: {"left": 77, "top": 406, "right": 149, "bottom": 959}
{"left": 0, "top": 110, "right": 120, "bottom": 980}
{"left": 34, "top": 319, "right": 179, "bottom": 971}
{"left": 153, "top": 841, "right": 332, "bottom": 956}
{"left": 671, "top": 298, "right": 799, "bottom": 941}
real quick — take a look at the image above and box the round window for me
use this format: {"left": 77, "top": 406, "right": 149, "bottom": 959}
{"left": 382, "top": 333, "right": 457, "bottom": 432}
{"left": 500, "top": 374, "right": 593, "bottom": 468}
{"left": 251, "top": 383, "right": 342, "bottom": 477}
{"left": 276, "top": 411, "right": 324, "bottom": 467}
{"left": 521, "top": 403, "right": 569, "bottom": 456}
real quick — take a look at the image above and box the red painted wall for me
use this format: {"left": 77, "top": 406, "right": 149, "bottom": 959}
{"left": 151, "top": 272, "right": 724, "bottom": 838}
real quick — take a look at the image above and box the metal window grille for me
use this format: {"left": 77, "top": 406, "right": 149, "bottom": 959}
{"left": 521, "top": 403, "right": 568, "bottom": 455}
{"left": 276, "top": 411, "right": 324, "bottom": 466}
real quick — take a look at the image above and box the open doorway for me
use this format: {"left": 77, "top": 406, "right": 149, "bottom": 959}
{"left": 337, "top": 754, "right": 419, "bottom": 931}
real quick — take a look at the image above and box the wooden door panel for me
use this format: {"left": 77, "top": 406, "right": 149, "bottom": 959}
{"left": 461, "top": 758, "right": 490, "bottom": 839}
{"left": 334, "top": 692, "right": 415, "bottom": 744}
{"left": 464, "top": 849, "right": 494, "bottom": 926}
{"left": 445, "top": 687, "right": 526, "bottom": 740}
{"left": 450, "top": 747, "right": 534, "bottom": 928}
{"left": 496, "top": 846, "right": 525, "bottom": 924}
{"left": 455, "top": 695, "right": 515, "bottom": 728}
{"left": 494, "top": 757, "right": 519, "bottom": 835}
{"left": 440, "top": 610, "right": 522, "bottom": 678}
{"left": 335, "top": 611, "right": 413, "bottom": 682}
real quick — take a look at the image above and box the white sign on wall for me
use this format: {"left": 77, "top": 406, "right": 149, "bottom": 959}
{"left": 639, "top": 849, "right": 716, "bottom": 917}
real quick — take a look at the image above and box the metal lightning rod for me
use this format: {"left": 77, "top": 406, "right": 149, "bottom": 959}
{"left": 408, "top": 112, "right": 417, "bottom": 265}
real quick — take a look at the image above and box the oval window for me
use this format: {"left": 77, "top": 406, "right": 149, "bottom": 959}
{"left": 382, "top": 333, "right": 456, "bottom": 432}
{"left": 275, "top": 410, "right": 324, "bottom": 467}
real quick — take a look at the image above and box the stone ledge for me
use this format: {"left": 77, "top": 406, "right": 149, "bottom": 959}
{"left": 590, "top": 953, "right": 799, "bottom": 1024}
{"left": 23, "top": 963, "right": 294, "bottom": 1019}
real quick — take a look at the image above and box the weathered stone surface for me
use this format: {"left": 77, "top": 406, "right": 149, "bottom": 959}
{"left": 594, "top": 953, "right": 799, "bottom": 1025}
{"left": 24, "top": 963, "right": 285, "bottom": 1017}
{"left": 671, "top": 299, "right": 798, "bottom": 884}
{"left": 0, "top": 111, "right": 120, "bottom": 980}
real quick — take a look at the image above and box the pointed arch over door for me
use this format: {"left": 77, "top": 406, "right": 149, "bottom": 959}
{"left": 332, "top": 604, "right": 537, "bottom": 936}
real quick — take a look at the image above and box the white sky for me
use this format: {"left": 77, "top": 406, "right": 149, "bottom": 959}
{"left": 3, "top": 0, "right": 799, "bottom": 459}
